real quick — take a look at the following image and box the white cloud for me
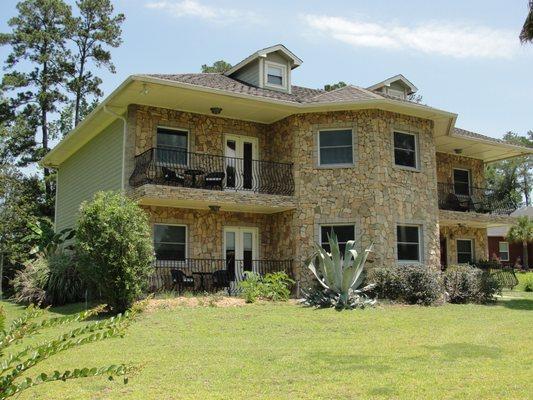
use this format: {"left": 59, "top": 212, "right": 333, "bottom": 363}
{"left": 303, "top": 14, "right": 518, "bottom": 59}
{"left": 145, "top": 0, "right": 258, "bottom": 24}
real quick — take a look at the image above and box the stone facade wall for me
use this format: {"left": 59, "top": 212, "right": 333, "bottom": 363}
{"left": 126, "top": 105, "right": 489, "bottom": 287}
{"left": 440, "top": 225, "right": 488, "bottom": 265}
{"left": 270, "top": 110, "right": 440, "bottom": 284}
{"left": 436, "top": 152, "right": 485, "bottom": 187}
{"left": 141, "top": 205, "right": 293, "bottom": 261}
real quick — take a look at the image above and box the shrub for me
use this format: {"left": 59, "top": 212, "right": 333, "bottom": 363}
{"left": 75, "top": 191, "right": 154, "bottom": 313}
{"left": 369, "top": 264, "right": 443, "bottom": 306}
{"left": 523, "top": 275, "right": 533, "bottom": 292}
{"left": 238, "top": 272, "right": 294, "bottom": 303}
{"left": 11, "top": 255, "right": 49, "bottom": 305}
{"left": 46, "top": 252, "right": 85, "bottom": 305}
{"left": 444, "top": 265, "right": 502, "bottom": 304}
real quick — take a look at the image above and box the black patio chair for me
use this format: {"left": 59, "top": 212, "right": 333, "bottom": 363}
{"left": 170, "top": 269, "right": 195, "bottom": 293}
{"left": 204, "top": 171, "right": 225, "bottom": 190}
{"left": 212, "top": 269, "right": 231, "bottom": 292}
{"left": 161, "top": 166, "right": 185, "bottom": 186}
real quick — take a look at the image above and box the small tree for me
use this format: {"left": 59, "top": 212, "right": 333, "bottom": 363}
{"left": 201, "top": 60, "right": 232, "bottom": 73}
{"left": 507, "top": 216, "right": 533, "bottom": 269}
{"left": 0, "top": 305, "right": 134, "bottom": 398}
{"left": 75, "top": 191, "right": 154, "bottom": 312}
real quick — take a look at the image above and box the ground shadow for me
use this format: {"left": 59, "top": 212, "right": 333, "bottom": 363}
{"left": 367, "top": 385, "right": 398, "bottom": 397}
{"left": 494, "top": 298, "right": 533, "bottom": 311}
{"left": 423, "top": 342, "right": 502, "bottom": 360}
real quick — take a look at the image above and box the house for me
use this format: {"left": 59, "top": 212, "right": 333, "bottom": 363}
{"left": 43, "top": 44, "right": 533, "bottom": 290}
{"left": 488, "top": 206, "right": 533, "bottom": 267}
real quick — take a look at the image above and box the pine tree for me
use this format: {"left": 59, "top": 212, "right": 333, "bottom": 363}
{"left": 0, "top": 0, "right": 72, "bottom": 206}
{"left": 67, "top": 0, "right": 125, "bottom": 127}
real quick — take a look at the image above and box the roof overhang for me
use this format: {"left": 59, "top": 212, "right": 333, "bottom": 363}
{"left": 434, "top": 130, "right": 533, "bottom": 163}
{"left": 224, "top": 44, "right": 303, "bottom": 76}
{"left": 43, "top": 74, "right": 527, "bottom": 168}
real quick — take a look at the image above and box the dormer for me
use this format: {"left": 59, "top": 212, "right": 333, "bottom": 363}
{"left": 367, "top": 74, "right": 418, "bottom": 100}
{"left": 225, "top": 45, "right": 303, "bottom": 94}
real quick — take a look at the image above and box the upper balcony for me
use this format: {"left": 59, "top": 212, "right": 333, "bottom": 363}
{"left": 437, "top": 182, "right": 516, "bottom": 215}
{"left": 129, "top": 147, "right": 294, "bottom": 196}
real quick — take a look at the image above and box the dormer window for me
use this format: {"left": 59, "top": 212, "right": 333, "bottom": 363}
{"left": 265, "top": 61, "right": 287, "bottom": 89}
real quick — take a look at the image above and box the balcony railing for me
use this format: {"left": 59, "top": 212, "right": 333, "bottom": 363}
{"left": 437, "top": 182, "right": 516, "bottom": 215}
{"left": 148, "top": 258, "right": 292, "bottom": 294}
{"left": 129, "top": 147, "right": 294, "bottom": 196}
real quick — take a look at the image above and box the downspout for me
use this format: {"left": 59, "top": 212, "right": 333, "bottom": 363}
{"left": 103, "top": 106, "right": 127, "bottom": 190}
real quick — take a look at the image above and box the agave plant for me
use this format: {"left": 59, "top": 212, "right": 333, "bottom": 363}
{"left": 305, "top": 230, "right": 375, "bottom": 309}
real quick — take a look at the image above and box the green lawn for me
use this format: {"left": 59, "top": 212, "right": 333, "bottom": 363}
{"left": 1, "top": 289, "right": 532, "bottom": 400}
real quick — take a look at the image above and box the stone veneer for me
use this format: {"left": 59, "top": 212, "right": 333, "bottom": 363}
{"left": 125, "top": 104, "right": 509, "bottom": 287}
{"left": 436, "top": 152, "right": 485, "bottom": 187}
{"left": 439, "top": 225, "right": 488, "bottom": 265}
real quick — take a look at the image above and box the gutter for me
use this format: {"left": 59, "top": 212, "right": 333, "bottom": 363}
{"left": 102, "top": 105, "right": 127, "bottom": 190}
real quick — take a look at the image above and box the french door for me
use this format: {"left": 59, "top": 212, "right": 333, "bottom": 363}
{"left": 225, "top": 135, "right": 258, "bottom": 190}
{"left": 224, "top": 227, "right": 258, "bottom": 281}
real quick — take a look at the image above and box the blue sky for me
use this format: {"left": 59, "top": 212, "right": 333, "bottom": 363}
{"left": 1, "top": 0, "right": 532, "bottom": 139}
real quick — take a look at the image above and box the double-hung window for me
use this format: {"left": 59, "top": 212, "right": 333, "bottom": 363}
{"left": 453, "top": 169, "right": 471, "bottom": 196}
{"left": 498, "top": 241, "right": 509, "bottom": 262}
{"left": 154, "top": 224, "right": 186, "bottom": 261}
{"left": 456, "top": 239, "right": 474, "bottom": 264}
{"left": 393, "top": 131, "right": 418, "bottom": 169}
{"left": 397, "top": 225, "right": 421, "bottom": 262}
{"left": 320, "top": 225, "right": 355, "bottom": 254}
{"left": 156, "top": 127, "right": 188, "bottom": 165}
{"left": 265, "top": 62, "right": 286, "bottom": 88}
{"left": 318, "top": 129, "right": 353, "bottom": 166}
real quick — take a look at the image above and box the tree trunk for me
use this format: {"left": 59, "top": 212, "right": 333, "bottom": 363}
{"left": 41, "top": 107, "right": 50, "bottom": 202}
{"left": 523, "top": 240, "right": 529, "bottom": 270}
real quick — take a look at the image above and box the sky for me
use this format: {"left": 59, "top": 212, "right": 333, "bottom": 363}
{"left": 1, "top": 0, "right": 532, "bottom": 140}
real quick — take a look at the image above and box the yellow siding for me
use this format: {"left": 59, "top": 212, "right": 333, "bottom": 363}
{"left": 55, "top": 119, "right": 123, "bottom": 231}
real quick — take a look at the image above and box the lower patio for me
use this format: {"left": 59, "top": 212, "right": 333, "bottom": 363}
{"left": 141, "top": 205, "right": 295, "bottom": 293}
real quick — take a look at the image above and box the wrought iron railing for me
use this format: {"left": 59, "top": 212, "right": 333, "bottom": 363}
{"left": 148, "top": 258, "right": 293, "bottom": 294}
{"left": 437, "top": 182, "right": 517, "bottom": 215}
{"left": 129, "top": 147, "right": 294, "bottom": 196}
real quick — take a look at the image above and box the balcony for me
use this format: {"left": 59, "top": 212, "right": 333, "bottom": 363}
{"left": 437, "top": 182, "right": 516, "bottom": 215}
{"left": 129, "top": 148, "right": 294, "bottom": 196}
{"left": 149, "top": 258, "right": 292, "bottom": 294}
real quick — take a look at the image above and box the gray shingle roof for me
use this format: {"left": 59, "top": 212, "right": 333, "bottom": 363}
{"left": 144, "top": 73, "right": 383, "bottom": 104}
{"left": 453, "top": 127, "right": 506, "bottom": 144}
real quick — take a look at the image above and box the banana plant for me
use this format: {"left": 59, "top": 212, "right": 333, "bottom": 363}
{"left": 307, "top": 230, "right": 373, "bottom": 307}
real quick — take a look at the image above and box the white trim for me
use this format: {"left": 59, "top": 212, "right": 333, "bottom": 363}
{"left": 53, "top": 169, "right": 59, "bottom": 229}
{"left": 456, "top": 238, "right": 474, "bottom": 264}
{"left": 156, "top": 126, "right": 190, "bottom": 167}
{"left": 396, "top": 224, "right": 423, "bottom": 264}
{"left": 367, "top": 74, "right": 418, "bottom": 94}
{"left": 317, "top": 128, "right": 355, "bottom": 167}
{"left": 224, "top": 44, "right": 303, "bottom": 77}
{"left": 264, "top": 60, "right": 288, "bottom": 90}
{"left": 498, "top": 241, "right": 510, "bottom": 262}
{"left": 153, "top": 223, "right": 188, "bottom": 260}
{"left": 392, "top": 130, "right": 420, "bottom": 171}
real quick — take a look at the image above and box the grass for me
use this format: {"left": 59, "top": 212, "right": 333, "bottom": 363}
{"left": 1, "top": 290, "right": 532, "bottom": 400}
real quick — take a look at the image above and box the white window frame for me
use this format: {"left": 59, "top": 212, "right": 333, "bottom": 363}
{"left": 319, "top": 224, "right": 356, "bottom": 250}
{"left": 456, "top": 238, "right": 474, "bottom": 264}
{"left": 317, "top": 128, "right": 355, "bottom": 167}
{"left": 264, "top": 61, "right": 288, "bottom": 90}
{"left": 452, "top": 168, "right": 471, "bottom": 196}
{"left": 498, "top": 241, "right": 509, "bottom": 262}
{"left": 396, "top": 224, "right": 422, "bottom": 263}
{"left": 156, "top": 126, "right": 190, "bottom": 167}
{"left": 153, "top": 223, "right": 188, "bottom": 262}
{"left": 393, "top": 130, "right": 419, "bottom": 171}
